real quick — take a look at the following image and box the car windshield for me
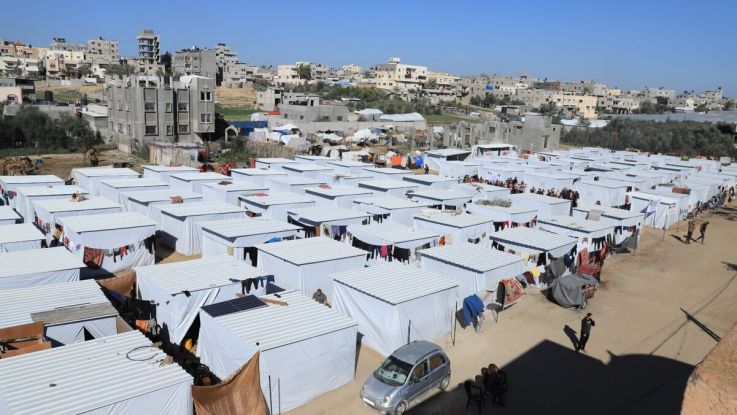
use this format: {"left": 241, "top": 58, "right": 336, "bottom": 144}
{"left": 374, "top": 355, "right": 413, "bottom": 386}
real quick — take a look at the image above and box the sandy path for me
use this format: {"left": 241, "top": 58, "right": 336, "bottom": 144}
{"left": 288, "top": 207, "right": 737, "bottom": 415}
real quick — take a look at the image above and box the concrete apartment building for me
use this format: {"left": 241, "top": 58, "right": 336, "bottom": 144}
{"left": 214, "top": 43, "right": 252, "bottom": 85}
{"left": 374, "top": 57, "right": 427, "bottom": 91}
{"left": 515, "top": 88, "right": 555, "bottom": 108}
{"left": 134, "top": 29, "right": 163, "bottom": 75}
{"left": 173, "top": 47, "right": 217, "bottom": 79}
{"left": 85, "top": 37, "right": 119, "bottom": 78}
{"left": 43, "top": 50, "right": 85, "bottom": 80}
{"left": 339, "top": 64, "right": 362, "bottom": 79}
{"left": 449, "top": 115, "right": 561, "bottom": 152}
{"left": 638, "top": 86, "right": 676, "bottom": 102}
{"left": 277, "top": 62, "right": 336, "bottom": 85}
{"left": 426, "top": 71, "right": 460, "bottom": 89}
{"left": 104, "top": 74, "right": 216, "bottom": 152}
{"left": 672, "top": 87, "right": 724, "bottom": 111}
{"left": 0, "top": 77, "right": 36, "bottom": 102}
{"left": 596, "top": 95, "right": 640, "bottom": 114}
{"left": 551, "top": 93, "right": 598, "bottom": 119}
{"left": 277, "top": 93, "right": 349, "bottom": 122}
{"left": 50, "top": 37, "right": 85, "bottom": 52}
{"left": 256, "top": 86, "right": 284, "bottom": 110}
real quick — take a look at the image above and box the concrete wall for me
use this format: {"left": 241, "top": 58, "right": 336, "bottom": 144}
{"left": 265, "top": 117, "right": 427, "bottom": 134}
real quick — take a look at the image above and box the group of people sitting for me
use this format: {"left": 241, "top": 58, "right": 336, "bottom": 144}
{"left": 465, "top": 363, "right": 509, "bottom": 408}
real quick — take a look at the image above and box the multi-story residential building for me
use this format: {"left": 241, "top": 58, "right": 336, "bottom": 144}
{"left": 256, "top": 86, "right": 285, "bottom": 110}
{"left": 0, "top": 55, "right": 41, "bottom": 78}
{"left": 639, "top": 86, "right": 676, "bottom": 102}
{"left": 43, "top": 50, "right": 85, "bottom": 79}
{"left": 515, "top": 88, "right": 554, "bottom": 108}
{"left": 0, "top": 77, "right": 36, "bottom": 102}
{"left": 426, "top": 71, "right": 460, "bottom": 89}
{"left": 551, "top": 93, "right": 598, "bottom": 119}
{"left": 278, "top": 93, "right": 349, "bottom": 122}
{"left": 104, "top": 74, "right": 216, "bottom": 152}
{"left": 672, "top": 87, "right": 724, "bottom": 111}
{"left": 172, "top": 47, "right": 217, "bottom": 79}
{"left": 559, "top": 81, "right": 608, "bottom": 97}
{"left": 596, "top": 95, "right": 640, "bottom": 114}
{"left": 213, "top": 43, "right": 252, "bottom": 86}
{"left": 50, "top": 37, "right": 85, "bottom": 52}
{"left": 276, "top": 61, "right": 336, "bottom": 85}
{"left": 86, "top": 37, "right": 119, "bottom": 63}
{"left": 373, "top": 57, "right": 427, "bottom": 91}
{"left": 133, "top": 29, "right": 163, "bottom": 75}
{"left": 339, "top": 64, "right": 361, "bottom": 79}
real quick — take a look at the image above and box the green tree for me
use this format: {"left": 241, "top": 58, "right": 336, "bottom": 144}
{"left": 424, "top": 79, "right": 438, "bottom": 89}
{"left": 297, "top": 64, "right": 312, "bottom": 81}
{"left": 76, "top": 64, "right": 93, "bottom": 79}
{"left": 694, "top": 103, "right": 709, "bottom": 113}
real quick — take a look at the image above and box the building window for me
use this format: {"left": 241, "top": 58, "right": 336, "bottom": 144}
{"left": 200, "top": 113, "right": 212, "bottom": 123}
{"left": 145, "top": 125, "right": 157, "bottom": 135}
{"left": 178, "top": 102, "right": 189, "bottom": 112}
{"left": 117, "top": 123, "right": 122, "bottom": 132}
{"left": 179, "top": 124, "right": 189, "bottom": 133}
{"left": 166, "top": 125, "right": 173, "bottom": 135}
{"left": 200, "top": 91, "right": 212, "bottom": 101}
{"left": 144, "top": 102, "right": 156, "bottom": 111}
{"left": 337, "top": 116, "right": 343, "bottom": 121}
{"left": 125, "top": 124, "right": 130, "bottom": 134}
{"left": 165, "top": 102, "right": 172, "bottom": 112}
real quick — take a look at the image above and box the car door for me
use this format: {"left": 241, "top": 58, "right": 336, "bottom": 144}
{"left": 428, "top": 353, "right": 448, "bottom": 386}
{"left": 405, "top": 359, "right": 430, "bottom": 402}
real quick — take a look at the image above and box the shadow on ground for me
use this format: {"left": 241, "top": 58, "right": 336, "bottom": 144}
{"left": 407, "top": 340, "right": 693, "bottom": 415}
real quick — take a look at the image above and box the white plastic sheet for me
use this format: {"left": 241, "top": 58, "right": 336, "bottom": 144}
{"left": 45, "top": 316, "right": 117, "bottom": 345}
{"left": 0, "top": 268, "right": 79, "bottom": 290}
{"left": 421, "top": 256, "right": 525, "bottom": 299}
{"left": 160, "top": 211, "right": 246, "bottom": 255}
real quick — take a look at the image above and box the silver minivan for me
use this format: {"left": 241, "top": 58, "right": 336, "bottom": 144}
{"left": 360, "top": 340, "right": 451, "bottom": 415}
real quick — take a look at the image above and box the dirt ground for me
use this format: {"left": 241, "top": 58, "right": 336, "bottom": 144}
{"left": 289, "top": 207, "right": 737, "bottom": 415}
{"left": 33, "top": 148, "right": 143, "bottom": 180}
{"left": 216, "top": 84, "right": 256, "bottom": 108}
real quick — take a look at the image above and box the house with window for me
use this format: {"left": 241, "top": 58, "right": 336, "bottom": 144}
{"left": 104, "top": 74, "right": 215, "bottom": 153}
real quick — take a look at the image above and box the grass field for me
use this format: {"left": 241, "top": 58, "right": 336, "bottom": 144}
{"left": 424, "top": 112, "right": 473, "bottom": 124}
{"left": 216, "top": 106, "right": 259, "bottom": 121}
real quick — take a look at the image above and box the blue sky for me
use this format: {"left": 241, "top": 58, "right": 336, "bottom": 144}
{"left": 5, "top": 0, "right": 736, "bottom": 96}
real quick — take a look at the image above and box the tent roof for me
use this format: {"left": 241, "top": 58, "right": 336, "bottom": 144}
{"left": 355, "top": 108, "right": 383, "bottom": 115}
{"left": 201, "top": 218, "right": 300, "bottom": 240}
{"left": 538, "top": 215, "right": 615, "bottom": 233}
{"left": 239, "top": 192, "right": 316, "bottom": 207}
{"left": 60, "top": 212, "right": 156, "bottom": 233}
{"left": 169, "top": 172, "right": 229, "bottom": 182}
{"left": 135, "top": 255, "right": 264, "bottom": 294}
{"left": 72, "top": 167, "right": 138, "bottom": 178}
{"left": 348, "top": 222, "right": 439, "bottom": 244}
{"left": 332, "top": 262, "right": 458, "bottom": 305}
{"left": 409, "top": 189, "right": 473, "bottom": 203}
{"left": 200, "top": 181, "right": 268, "bottom": 193}
{"left": 510, "top": 193, "right": 570, "bottom": 205}
{"left": 453, "top": 183, "right": 509, "bottom": 194}
{"left": 141, "top": 165, "right": 198, "bottom": 173}
{"left": 420, "top": 242, "right": 524, "bottom": 273}
{"left": 14, "top": 185, "right": 86, "bottom": 197}
{"left": 282, "top": 164, "right": 334, "bottom": 173}
{"left": 159, "top": 202, "right": 244, "bottom": 219}
{"left": 304, "top": 185, "right": 373, "bottom": 198}
{"left": 256, "top": 157, "right": 297, "bottom": 164}
{"left": 572, "top": 206, "right": 644, "bottom": 221}
{"left": 294, "top": 155, "right": 334, "bottom": 161}
{"left": 468, "top": 202, "right": 536, "bottom": 214}
{"left": 230, "top": 168, "right": 288, "bottom": 177}
{"left": 378, "top": 112, "right": 424, "bottom": 122}
{"left": 0, "top": 247, "right": 84, "bottom": 279}
{"left": 33, "top": 197, "right": 121, "bottom": 213}
{"left": 0, "top": 280, "right": 114, "bottom": 329}
{"left": 125, "top": 189, "right": 201, "bottom": 203}
{"left": 403, "top": 175, "right": 458, "bottom": 185}
{"left": 358, "top": 179, "right": 419, "bottom": 191}
{"left": 288, "top": 206, "right": 369, "bottom": 223}
{"left": 326, "top": 160, "right": 373, "bottom": 168}
{"left": 414, "top": 212, "right": 492, "bottom": 228}
{"left": 0, "top": 175, "right": 63, "bottom": 185}
{"left": 98, "top": 178, "right": 168, "bottom": 189}
{"left": 576, "top": 179, "right": 630, "bottom": 189}
{"left": 0, "top": 206, "right": 21, "bottom": 221}
{"left": 256, "top": 237, "right": 366, "bottom": 265}
{"left": 206, "top": 290, "right": 357, "bottom": 352}
{"left": 363, "top": 167, "right": 413, "bottom": 175}
{"left": 425, "top": 149, "right": 471, "bottom": 157}
{"left": 267, "top": 176, "right": 325, "bottom": 186}
{"left": 353, "top": 195, "right": 429, "bottom": 210}
{"left": 0, "top": 331, "right": 192, "bottom": 415}
{"left": 489, "top": 227, "right": 578, "bottom": 251}
{"left": 0, "top": 223, "right": 44, "bottom": 244}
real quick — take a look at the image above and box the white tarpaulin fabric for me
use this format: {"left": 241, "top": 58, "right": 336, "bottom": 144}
{"left": 81, "top": 381, "right": 193, "bottom": 415}
{"left": 477, "top": 166, "right": 526, "bottom": 182}
{"left": 34, "top": 198, "right": 122, "bottom": 244}
{"left": 14, "top": 185, "right": 87, "bottom": 222}
{"left": 466, "top": 203, "right": 537, "bottom": 225}
{"left": 99, "top": 180, "right": 170, "bottom": 205}
{"left": 0, "top": 247, "right": 82, "bottom": 289}
{"left": 524, "top": 173, "right": 576, "bottom": 192}
{"left": 201, "top": 182, "right": 268, "bottom": 205}
{"left": 45, "top": 317, "right": 117, "bottom": 346}
{"left": 413, "top": 213, "right": 493, "bottom": 246}
{"left": 159, "top": 203, "right": 247, "bottom": 255}
{"left": 200, "top": 218, "right": 300, "bottom": 260}
{"left": 0, "top": 175, "right": 64, "bottom": 208}
{"left": 509, "top": 194, "right": 571, "bottom": 220}
{"left": 629, "top": 192, "right": 680, "bottom": 229}
{"left": 72, "top": 168, "right": 140, "bottom": 196}
{"left": 351, "top": 198, "right": 429, "bottom": 226}
{"left": 537, "top": 217, "right": 615, "bottom": 252}
{"left": 573, "top": 181, "right": 628, "bottom": 209}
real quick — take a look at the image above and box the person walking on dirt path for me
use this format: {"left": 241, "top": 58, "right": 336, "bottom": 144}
{"left": 698, "top": 222, "right": 710, "bottom": 244}
{"left": 577, "top": 313, "right": 595, "bottom": 353}
{"left": 686, "top": 219, "right": 696, "bottom": 244}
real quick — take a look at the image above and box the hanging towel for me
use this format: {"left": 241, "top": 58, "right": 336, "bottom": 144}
{"left": 227, "top": 246, "right": 235, "bottom": 256}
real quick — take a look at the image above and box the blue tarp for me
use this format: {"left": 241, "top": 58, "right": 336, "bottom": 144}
{"left": 413, "top": 155, "right": 424, "bottom": 167}
{"left": 485, "top": 85, "right": 494, "bottom": 91}
{"left": 461, "top": 294, "right": 485, "bottom": 326}
{"left": 230, "top": 121, "right": 268, "bottom": 136}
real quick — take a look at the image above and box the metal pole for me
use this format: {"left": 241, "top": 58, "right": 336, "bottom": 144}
{"left": 407, "top": 320, "right": 411, "bottom": 344}
{"left": 452, "top": 301, "right": 457, "bottom": 346}
{"left": 268, "top": 375, "right": 273, "bottom": 414}
{"left": 278, "top": 378, "right": 281, "bottom": 415}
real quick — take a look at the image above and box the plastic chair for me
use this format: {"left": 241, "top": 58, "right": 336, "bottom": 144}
{"left": 464, "top": 380, "right": 484, "bottom": 413}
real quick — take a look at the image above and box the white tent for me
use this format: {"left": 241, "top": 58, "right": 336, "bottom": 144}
{"left": 573, "top": 179, "right": 629, "bottom": 209}
{"left": 599, "top": 174, "right": 650, "bottom": 192}
{"left": 628, "top": 191, "right": 683, "bottom": 228}
{"left": 141, "top": 165, "right": 198, "bottom": 182}
{"left": 436, "top": 160, "right": 483, "bottom": 179}
{"left": 169, "top": 172, "right": 230, "bottom": 193}
{"left": 465, "top": 203, "right": 538, "bottom": 228}
{"left": 403, "top": 174, "right": 458, "bottom": 189}
{"left": 489, "top": 227, "right": 578, "bottom": 258}
{"left": 13, "top": 185, "right": 87, "bottom": 223}
{"left": 282, "top": 163, "right": 335, "bottom": 179}
{"left": 201, "top": 218, "right": 301, "bottom": 262}
{"left": 98, "top": 178, "right": 170, "bottom": 204}
{"left": 304, "top": 185, "right": 374, "bottom": 208}
{"left": 0, "top": 205, "right": 21, "bottom": 225}
{"left": 352, "top": 196, "right": 430, "bottom": 226}
{"left": 509, "top": 193, "right": 571, "bottom": 219}
{"left": 362, "top": 167, "right": 415, "bottom": 180}
{"left": 325, "top": 160, "right": 374, "bottom": 174}
{"left": 287, "top": 207, "right": 369, "bottom": 237}
{"left": 197, "top": 290, "right": 358, "bottom": 412}
{"left": 346, "top": 222, "right": 439, "bottom": 264}
{"left": 420, "top": 242, "right": 526, "bottom": 299}
{"left": 34, "top": 197, "right": 122, "bottom": 244}
{"left": 0, "top": 223, "right": 44, "bottom": 252}
{"left": 0, "top": 247, "right": 84, "bottom": 290}
{"left": 0, "top": 280, "right": 117, "bottom": 346}
{"left": 255, "top": 157, "right": 298, "bottom": 170}
{"left": 477, "top": 164, "right": 526, "bottom": 182}
{"left": 266, "top": 176, "right": 326, "bottom": 194}
{"left": 452, "top": 183, "right": 510, "bottom": 200}
{"left": 123, "top": 189, "right": 203, "bottom": 219}
{"left": 72, "top": 167, "right": 140, "bottom": 196}
{"left": 413, "top": 212, "right": 493, "bottom": 246}
{"left": 200, "top": 181, "right": 268, "bottom": 205}
{"left": 408, "top": 189, "right": 473, "bottom": 209}
{"left": 239, "top": 193, "right": 316, "bottom": 222}
{"left": 349, "top": 128, "right": 377, "bottom": 142}
{"left": 293, "top": 155, "right": 335, "bottom": 166}
{"left": 332, "top": 262, "right": 458, "bottom": 357}
{"left": 357, "top": 179, "right": 419, "bottom": 197}
{"left": 0, "top": 175, "right": 64, "bottom": 208}
{"left": 537, "top": 215, "right": 615, "bottom": 252}
{"left": 256, "top": 237, "right": 366, "bottom": 300}
{"left": 572, "top": 206, "right": 644, "bottom": 244}
{"left": 0, "top": 331, "right": 193, "bottom": 415}
{"left": 60, "top": 212, "right": 157, "bottom": 275}
{"left": 524, "top": 172, "right": 577, "bottom": 192}
{"left": 379, "top": 112, "right": 424, "bottom": 122}
{"left": 159, "top": 202, "right": 246, "bottom": 255}
{"left": 230, "top": 168, "right": 288, "bottom": 186}
{"left": 136, "top": 255, "right": 271, "bottom": 345}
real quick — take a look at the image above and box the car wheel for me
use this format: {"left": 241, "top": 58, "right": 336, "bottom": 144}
{"left": 439, "top": 374, "right": 451, "bottom": 391}
{"left": 394, "top": 401, "right": 407, "bottom": 415}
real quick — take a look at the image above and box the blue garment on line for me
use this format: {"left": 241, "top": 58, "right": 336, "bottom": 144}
{"left": 461, "top": 295, "right": 484, "bottom": 326}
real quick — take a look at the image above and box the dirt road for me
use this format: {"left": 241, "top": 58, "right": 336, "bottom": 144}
{"left": 289, "top": 207, "right": 737, "bottom": 415}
